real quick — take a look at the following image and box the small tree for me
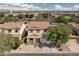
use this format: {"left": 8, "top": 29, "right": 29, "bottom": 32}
{"left": 0, "top": 32, "right": 23, "bottom": 54}
{"left": 57, "top": 15, "right": 69, "bottom": 24}
{"left": 17, "top": 14, "right": 25, "bottom": 19}
{"left": 12, "top": 37, "right": 23, "bottom": 49}
{"left": 36, "top": 13, "right": 46, "bottom": 21}
{"left": 29, "top": 14, "right": 34, "bottom": 18}
{"left": 42, "top": 13, "right": 51, "bottom": 19}
{"left": 25, "top": 14, "right": 29, "bottom": 18}
{"left": 4, "top": 16, "right": 12, "bottom": 22}
{"left": 70, "top": 14, "right": 75, "bottom": 17}
{"left": 47, "top": 24, "right": 72, "bottom": 48}
{"left": 0, "top": 17, "right": 4, "bottom": 24}
{"left": 69, "top": 17, "right": 79, "bottom": 24}
{"left": 0, "top": 13, "right": 4, "bottom": 17}
{"left": 7, "top": 14, "right": 13, "bottom": 17}
{"left": 0, "top": 33, "right": 13, "bottom": 54}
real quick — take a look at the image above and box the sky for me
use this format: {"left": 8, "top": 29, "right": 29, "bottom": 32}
{"left": 0, "top": 3, "right": 79, "bottom": 11}
{"left": 26, "top": 3, "right": 79, "bottom": 10}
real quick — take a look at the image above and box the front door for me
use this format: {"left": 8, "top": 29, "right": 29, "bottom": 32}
{"left": 30, "top": 38, "right": 33, "bottom": 44}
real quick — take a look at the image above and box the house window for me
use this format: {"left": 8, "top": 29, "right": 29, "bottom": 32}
{"left": 15, "top": 29, "right": 18, "bottom": 33}
{"left": 44, "top": 29, "right": 47, "bottom": 32}
{"left": 8, "top": 29, "right": 11, "bottom": 32}
{"left": 30, "top": 29, "right": 33, "bottom": 33}
{"left": 2, "top": 29, "right": 4, "bottom": 32}
{"left": 37, "top": 29, "right": 40, "bottom": 33}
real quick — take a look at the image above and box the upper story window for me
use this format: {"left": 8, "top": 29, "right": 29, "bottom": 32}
{"left": 2, "top": 29, "right": 4, "bottom": 32}
{"left": 8, "top": 29, "right": 11, "bottom": 32}
{"left": 15, "top": 29, "right": 18, "bottom": 33}
{"left": 44, "top": 29, "right": 47, "bottom": 32}
{"left": 30, "top": 29, "right": 33, "bottom": 33}
{"left": 37, "top": 29, "right": 40, "bottom": 33}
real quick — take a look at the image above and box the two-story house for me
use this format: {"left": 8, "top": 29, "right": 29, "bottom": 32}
{"left": 0, "top": 22, "right": 23, "bottom": 37}
{"left": 20, "top": 21, "right": 49, "bottom": 44}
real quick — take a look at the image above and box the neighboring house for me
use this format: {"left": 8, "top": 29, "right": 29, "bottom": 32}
{"left": 0, "top": 22, "right": 23, "bottom": 37}
{"left": 67, "top": 22, "right": 79, "bottom": 44}
{"left": 68, "top": 22, "right": 79, "bottom": 36}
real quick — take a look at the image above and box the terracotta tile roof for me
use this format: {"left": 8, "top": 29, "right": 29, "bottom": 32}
{"left": 0, "top": 22, "right": 22, "bottom": 29}
{"left": 0, "top": 21, "right": 49, "bottom": 30}
{"left": 27, "top": 34, "right": 42, "bottom": 38}
{"left": 69, "top": 35, "right": 79, "bottom": 39}
{"left": 28, "top": 21, "right": 49, "bottom": 29}
{"left": 68, "top": 22, "right": 79, "bottom": 30}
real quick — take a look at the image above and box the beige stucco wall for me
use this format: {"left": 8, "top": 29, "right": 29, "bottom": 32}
{"left": 28, "top": 29, "right": 44, "bottom": 36}
{"left": 0, "top": 29, "right": 2, "bottom": 32}
{"left": 0, "top": 29, "right": 20, "bottom": 34}
{"left": 9, "top": 29, "right": 20, "bottom": 34}
{"left": 4, "top": 30, "right": 8, "bottom": 34}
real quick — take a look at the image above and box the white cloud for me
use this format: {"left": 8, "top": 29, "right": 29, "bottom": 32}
{"left": 20, "top": 4, "right": 51, "bottom": 11}
{"left": 0, "top": 3, "right": 28, "bottom": 11}
{"left": 54, "top": 5, "right": 63, "bottom": 9}
{"left": 53, "top": 5, "right": 72, "bottom": 11}
{"left": 21, "top": 4, "right": 40, "bottom": 10}
{"left": 53, "top": 4, "right": 79, "bottom": 11}
{"left": 73, "top": 5, "right": 79, "bottom": 8}
{"left": 0, "top": 3, "right": 79, "bottom": 11}
{"left": 73, "top": 4, "right": 79, "bottom": 11}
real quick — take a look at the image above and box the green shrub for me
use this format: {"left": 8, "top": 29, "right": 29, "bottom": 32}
{"left": 12, "top": 37, "right": 23, "bottom": 49}
{"left": 69, "top": 17, "right": 79, "bottom": 23}
{"left": 57, "top": 15, "right": 70, "bottom": 24}
{"left": 0, "top": 33, "right": 23, "bottom": 54}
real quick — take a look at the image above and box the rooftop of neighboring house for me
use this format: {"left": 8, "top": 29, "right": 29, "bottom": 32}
{"left": 27, "top": 21, "right": 50, "bottom": 29}
{"left": 0, "top": 22, "right": 23, "bottom": 29}
{"left": 68, "top": 22, "right": 79, "bottom": 30}
{"left": 27, "top": 34, "right": 42, "bottom": 39}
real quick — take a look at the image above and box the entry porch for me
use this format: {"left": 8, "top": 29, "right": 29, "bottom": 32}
{"left": 24, "top": 34, "right": 42, "bottom": 44}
